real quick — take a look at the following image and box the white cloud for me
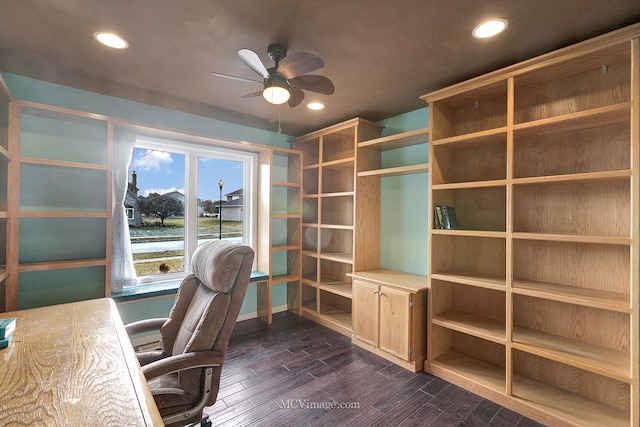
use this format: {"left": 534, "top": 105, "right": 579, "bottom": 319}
{"left": 132, "top": 150, "right": 173, "bottom": 171}
{"left": 142, "top": 187, "right": 184, "bottom": 197}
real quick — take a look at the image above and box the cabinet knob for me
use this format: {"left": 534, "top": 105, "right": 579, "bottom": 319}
{"left": 379, "top": 291, "right": 385, "bottom": 297}
{"left": 373, "top": 290, "right": 379, "bottom": 295}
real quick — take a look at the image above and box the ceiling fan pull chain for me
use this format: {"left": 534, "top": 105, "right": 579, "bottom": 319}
{"left": 278, "top": 104, "right": 282, "bottom": 134}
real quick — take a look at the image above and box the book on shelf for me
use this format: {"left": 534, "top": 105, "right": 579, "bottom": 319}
{"left": 0, "top": 317, "right": 16, "bottom": 340}
{"left": 433, "top": 205, "right": 459, "bottom": 230}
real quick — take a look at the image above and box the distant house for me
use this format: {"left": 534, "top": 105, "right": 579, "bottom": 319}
{"left": 125, "top": 171, "right": 143, "bottom": 227}
{"left": 220, "top": 189, "right": 243, "bottom": 221}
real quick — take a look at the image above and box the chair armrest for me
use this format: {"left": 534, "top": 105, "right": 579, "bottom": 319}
{"left": 142, "top": 351, "right": 225, "bottom": 381}
{"left": 125, "top": 318, "right": 168, "bottom": 336}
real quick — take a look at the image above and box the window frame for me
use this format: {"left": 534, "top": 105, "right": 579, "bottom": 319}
{"left": 132, "top": 136, "right": 258, "bottom": 284}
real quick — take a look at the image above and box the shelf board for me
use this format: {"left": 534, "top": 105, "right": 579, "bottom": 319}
{"left": 432, "top": 310, "right": 506, "bottom": 344}
{"left": 512, "top": 232, "right": 630, "bottom": 246}
{"left": 358, "top": 163, "right": 429, "bottom": 177}
{"left": 0, "top": 145, "right": 10, "bottom": 160}
{"left": 318, "top": 278, "right": 351, "bottom": 288}
{"left": 19, "top": 211, "right": 107, "bottom": 218}
{"left": 0, "top": 268, "right": 8, "bottom": 282}
{"left": 513, "top": 102, "right": 631, "bottom": 137}
{"left": 318, "top": 252, "right": 353, "bottom": 263}
{"left": 271, "top": 181, "right": 301, "bottom": 188}
{"left": 21, "top": 156, "right": 107, "bottom": 170}
{"left": 270, "top": 274, "right": 301, "bottom": 284}
{"left": 0, "top": 210, "right": 8, "bottom": 219}
{"left": 319, "top": 303, "right": 352, "bottom": 331}
{"left": 431, "top": 270, "right": 506, "bottom": 290}
{"left": 512, "top": 374, "right": 629, "bottom": 427}
{"left": 431, "top": 229, "right": 506, "bottom": 239}
{"left": 512, "top": 169, "right": 630, "bottom": 186}
{"left": 319, "top": 283, "right": 353, "bottom": 299}
{"left": 349, "top": 269, "right": 428, "bottom": 292}
{"left": 301, "top": 305, "right": 318, "bottom": 316}
{"left": 431, "top": 127, "right": 508, "bottom": 147}
{"left": 512, "top": 326, "right": 630, "bottom": 382}
{"left": 271, "top": 213, "right": 301, "bottom": 219}
{"left": 270, "top": 244, "right": 300, "bottom": 252}
{"left": 358, "top": 128, "right": 429, "bottom": 150}
{"left": 428, "top": 350, "right": 505, "bottom": 393}
{"left": 300, "top": 277, "right": 318, "bottom": 287}
{"left": 300, "top": 250, "right": 318, "bottom": 258}
{"left": 512, "top": 279, "right": 629, "bottom": 312}
{"left": 432, "top": 179, "right": 507, "bottom": 190}
{"left": 321, "top": 157, "right": 354, "bottom": 168}
{"left": 302, "top": 164, "right": 319, "bottom": 170}
{"left": 318, "top": 224, "right": 353, "bottom": 230}
{"left": 318, "top": 191, "right": 354, "bottom": 198}
{"left": 18, "top": 258, "right": 106, "bottom": 273}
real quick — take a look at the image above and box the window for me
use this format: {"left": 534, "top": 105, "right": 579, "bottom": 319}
{"left": 126, "top": 207, "right": 134, "bottom": 219}
{"left": 128, "top": 136, "right": 257, "bottom": 283}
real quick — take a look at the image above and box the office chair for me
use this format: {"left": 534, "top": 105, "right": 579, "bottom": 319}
{"left": 126, "top": 239, "right": 254, "bottom": 427}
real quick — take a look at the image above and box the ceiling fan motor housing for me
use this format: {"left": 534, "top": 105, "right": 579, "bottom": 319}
{"left": 267, "top": 43, "right": 287, "bottom": 65}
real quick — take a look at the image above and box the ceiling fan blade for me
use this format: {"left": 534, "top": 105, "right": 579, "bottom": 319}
{"left": 241, "top": 90, "right": 263, "bottom": 99}
{"left": 238, "top": 49, "right": 269, "bottom": 79}
{"left": 288, "top": 86, "right": 305, "bottom": 108}
{"left": 211, "top": 72, "right": 262, "bottom": 84}
{"left": 277, "top": 52, "right": 324, "bottom": 79}
{"left": 290, "top": 75, "right": 335, "bottom": 95}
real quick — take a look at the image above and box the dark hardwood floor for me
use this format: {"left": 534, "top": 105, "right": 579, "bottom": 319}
{"left": 204, "top": 312, "right": 545, "bottom": 427}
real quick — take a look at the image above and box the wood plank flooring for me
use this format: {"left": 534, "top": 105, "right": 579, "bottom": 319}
{"left": 204, "top": 312, "right": 545, "bottom": 427}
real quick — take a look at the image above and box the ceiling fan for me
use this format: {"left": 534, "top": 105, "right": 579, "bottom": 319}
{"left": 211, "top": 43, "right": 335, "bottom": 108}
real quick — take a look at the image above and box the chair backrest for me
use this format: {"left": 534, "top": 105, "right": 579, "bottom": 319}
{"left": 158, "top": 239, "right": 254, "bottom": 401}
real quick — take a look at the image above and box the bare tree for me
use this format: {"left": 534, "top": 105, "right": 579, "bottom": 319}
{"left": 139, "top": 193, "right": 184, "bottom": 226}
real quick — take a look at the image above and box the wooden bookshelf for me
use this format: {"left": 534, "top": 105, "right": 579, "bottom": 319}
{"left": 291, "top": 118, "right": 382, "bottom": 335}
{"left": 423, "top": 24, "right": 640, "bottom": 426}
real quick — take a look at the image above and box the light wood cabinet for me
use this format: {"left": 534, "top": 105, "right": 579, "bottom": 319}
{"left": 290, "top": 118, "right": 382, "bottom": 335}
{"left": 351, "top": 270, "right": 427, "bottom": 372}
{"left": 257, "top": 147, "right": 302, "bottom": 323}
{"left": 424, "top": 24, "right": 640, "bottom": 427}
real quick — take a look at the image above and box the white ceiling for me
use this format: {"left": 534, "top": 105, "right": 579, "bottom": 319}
{"left": 1, "top": 0, "right": 639, "bottom": 136}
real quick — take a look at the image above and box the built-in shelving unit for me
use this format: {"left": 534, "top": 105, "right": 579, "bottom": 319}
{"left": 424, "top": 25, "right": 640, "bottom": 427}
{"left": 0, "top": 75, "right": 16, "bottom": 312}
{"left": 257, "top": 147, "right": 302, "bottom": 323}
{"left": 291, "top": 118, "right": 382, "bottom": 335}
{"left": 15, "top": 102, "right": 111, "bottom": 309}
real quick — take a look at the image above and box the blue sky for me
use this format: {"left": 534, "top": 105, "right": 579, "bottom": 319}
{"left": 130, "top": 148, "right": 244, "bottom": 201}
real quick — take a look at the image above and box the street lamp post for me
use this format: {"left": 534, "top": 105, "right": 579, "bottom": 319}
{"left": 218, "top": 179, "right": 223, "bottom": 239}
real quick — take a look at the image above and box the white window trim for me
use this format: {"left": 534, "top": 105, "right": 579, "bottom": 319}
{"left": 133, "top": 136, "right": 258, "bottom": 284}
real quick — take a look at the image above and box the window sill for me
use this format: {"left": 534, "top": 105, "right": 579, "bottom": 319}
{"left": 111, "top": 271, "right": 270, "bottom": 303}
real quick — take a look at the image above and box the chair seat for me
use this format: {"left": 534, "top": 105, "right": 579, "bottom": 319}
{"left": 148, "top": 373, "right": 199, "bottom": 416}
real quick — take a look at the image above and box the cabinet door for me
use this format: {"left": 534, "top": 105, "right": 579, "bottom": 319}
{"left": 379, "top": 286, "right": 411, "bottom": 360}
{"left": 352, "top": 280, "right": 379, "bottom": 346}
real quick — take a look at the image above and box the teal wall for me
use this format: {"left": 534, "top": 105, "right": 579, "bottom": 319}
{"left": 377, "top": 108, "right": 430, "bottom": 276}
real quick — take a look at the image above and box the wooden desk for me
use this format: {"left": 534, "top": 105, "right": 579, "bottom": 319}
{"left": 0, "top": 298, "right": 163, "bottom": 426}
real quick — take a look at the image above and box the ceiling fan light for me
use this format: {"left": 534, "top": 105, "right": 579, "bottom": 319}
{"left": 263, "top": 84, "right": 290, "bottom": 105}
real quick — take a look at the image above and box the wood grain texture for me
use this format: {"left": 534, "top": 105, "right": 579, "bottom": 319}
{"left": 0, "top": 299, "right": 162, "bottom": 426}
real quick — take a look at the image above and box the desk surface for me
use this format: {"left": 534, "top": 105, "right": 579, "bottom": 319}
{"left": 0, "top": 298, "right": 163, "bottom": 426}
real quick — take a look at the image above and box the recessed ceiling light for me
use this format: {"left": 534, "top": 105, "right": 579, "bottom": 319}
{"left": 472, "top": 19, "right": 508, "bottom": 39}
{"left": 307, "top": 102, "right": 325, "bottom": 110}
{"left": 93, "top": 32, "right": 129, "bottom": 49}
